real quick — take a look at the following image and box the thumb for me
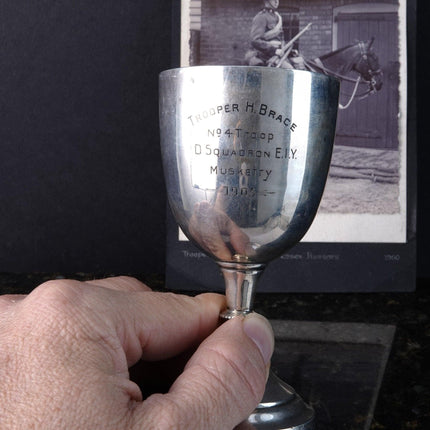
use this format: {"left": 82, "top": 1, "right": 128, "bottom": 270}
{"left": 133, "top": 313, "right": 274, "bottom": 430}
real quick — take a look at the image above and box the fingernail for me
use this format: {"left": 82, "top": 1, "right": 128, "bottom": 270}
{"left": 243, "top": 313, "right": 274, "bottom": 365}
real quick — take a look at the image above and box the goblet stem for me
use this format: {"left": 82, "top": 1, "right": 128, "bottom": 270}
{"left": 217, "top": 263, "right": 315, "bottom": 429}
{"left": 218, "top": 262, "right": 266, "bottom": 320}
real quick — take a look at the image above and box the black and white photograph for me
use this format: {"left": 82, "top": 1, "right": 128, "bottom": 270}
{"left": 180, "top": 0, "right": 408, "bottom": 243}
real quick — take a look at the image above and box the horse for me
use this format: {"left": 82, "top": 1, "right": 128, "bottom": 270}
{"left": 299, "top": 38, "right": 383, "bottom": 109}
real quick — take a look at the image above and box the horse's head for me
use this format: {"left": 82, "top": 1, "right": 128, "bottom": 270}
{"left": 316, "top": 39, "right": 383, "bottom": 93}
{"left": 353, "top": 39, "right": 383, "bottom": 93}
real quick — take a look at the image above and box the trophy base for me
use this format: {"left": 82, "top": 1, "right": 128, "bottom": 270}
{"left": 246, "top": 372, "right": 315, "bottom": 430}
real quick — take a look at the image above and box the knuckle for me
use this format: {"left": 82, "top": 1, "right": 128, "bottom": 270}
{"left": 30, "top": 279, "right": 81, "bottom": 304}
{"left": 5, "top": 281, "right": 91, "bottom": 360}
{"left": 23, "top": 280, "right": 84, "bottom": 324}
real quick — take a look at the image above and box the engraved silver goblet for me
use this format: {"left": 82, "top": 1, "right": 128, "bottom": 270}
{"left": 159, "top": 66, "right": 339, "bottom": 429}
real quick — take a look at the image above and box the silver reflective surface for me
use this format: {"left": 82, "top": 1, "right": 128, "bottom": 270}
{"left": 159, "top": 66, "right": 339, "bottom": 266}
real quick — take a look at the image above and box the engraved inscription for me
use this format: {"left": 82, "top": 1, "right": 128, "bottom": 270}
{"left": 187, "top": 100, "right": 300, "bottom": 198}
{"left": 187, "top": 101, "right": 298, "bottom": 132}
{"left": 208, "top": 128, "right": 274, "bottom": 143}
{"left": 188, "top": 104, "right": 240, "bottom": 126}
{"left": 220, "top": 186, "right": 257, "bottom": 197}
{"left": 194, "top": 144, "right": 297, "bottom": 160}
{"left": 244, "top": 102, "right": 297, "bottom": 132}
{"left": 210, "top": 166, "right": 272, "bottom": 182}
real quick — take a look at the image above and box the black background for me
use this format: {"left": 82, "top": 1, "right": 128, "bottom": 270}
{"left": 416, "top": 0, "right": 429, "bottom": 279}
{"left": 0, "top": 1, "right": 173, "bottom": 274}
{"left": 0, "top": 0, "right": 428, "bottom": 281}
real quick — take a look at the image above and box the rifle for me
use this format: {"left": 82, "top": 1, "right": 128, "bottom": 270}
{"left": 267, "top": 22, "right": 312, "bottom": 67}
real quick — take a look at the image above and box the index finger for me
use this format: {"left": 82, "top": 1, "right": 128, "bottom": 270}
{"left": 19, "top": 279, "right": 225, "bottom": 370}
{"left": 84, "top": 276, "right": 152, "bottom": 292}
{"left": 107, "top": 290, "right": 226, "bottom": 365}
{"left": 123, "top": 292, "right": 225, "bottom": 360}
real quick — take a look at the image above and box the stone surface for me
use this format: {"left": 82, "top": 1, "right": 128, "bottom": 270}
{"left": 0, "top": 273, "right": 428, "bottom": 429}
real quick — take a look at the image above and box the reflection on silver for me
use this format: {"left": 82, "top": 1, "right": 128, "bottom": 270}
{"left": 159, "top": 66, "right": 339, "bottom": 430}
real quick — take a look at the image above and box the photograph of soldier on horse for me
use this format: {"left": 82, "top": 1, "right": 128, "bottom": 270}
{"left": 244, "top": 0, "right": 382, "bottom": 109}
{"left": 245, "top": 0, "right": 307, "bottom": 69}
{"left": 183, "top": 0, "right": 402, "bottom": 214}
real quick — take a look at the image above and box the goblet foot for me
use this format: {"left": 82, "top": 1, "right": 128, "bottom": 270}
{"left": 246, "top": 371, "right": 315, "bottom": 430}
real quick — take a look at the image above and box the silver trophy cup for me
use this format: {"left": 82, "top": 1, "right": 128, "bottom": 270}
{"left": 159, "top": 66, "right": 339, "bottom": 429}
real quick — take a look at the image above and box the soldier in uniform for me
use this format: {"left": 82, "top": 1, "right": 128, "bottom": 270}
{"left": 245, "top": 0, "right": 304, "bottom": 69}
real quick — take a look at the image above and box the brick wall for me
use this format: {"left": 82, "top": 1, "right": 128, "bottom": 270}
{"left": 199, "top": 0, "right": 254, "bottom": 65}
{"left": 297, "top": 2, "right": 335, "bottom": 58}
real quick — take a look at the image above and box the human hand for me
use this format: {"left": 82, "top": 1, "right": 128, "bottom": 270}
{"left": 0, "top": 276, "right": 274, "bottom": 429}
{"left": 267, "top": 40, "right": 281, "bottom": 48}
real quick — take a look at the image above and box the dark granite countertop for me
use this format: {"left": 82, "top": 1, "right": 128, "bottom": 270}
{"left": 1, "top": 273, "right": 428, "bottom": 430}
